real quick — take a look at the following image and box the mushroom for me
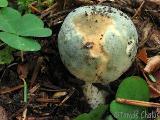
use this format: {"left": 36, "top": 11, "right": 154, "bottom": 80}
{"left": 58, "top": 5, "right": 138, "bottom": 108}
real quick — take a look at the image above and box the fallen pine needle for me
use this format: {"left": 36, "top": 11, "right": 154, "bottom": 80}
{"left": 28, "top": 4, "right": 41, "bottom": 14}
{"left": 116, "top": 98, "right": 160, "bottom": 107}
{"left": 36, "top": 98, "right": 60, "bottom": 103}
{"left": 132, "top": 0, "right": 145, "bottom": 18}
{"left": 0, "top": 84, "right": 23, "bottom": 94}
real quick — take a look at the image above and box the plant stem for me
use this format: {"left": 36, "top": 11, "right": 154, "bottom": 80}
{"left": 21, "top": 51, "right": 24, "bottom": 62}
{"left": 116, "top": 98, "right": 160, "bottom": 107}
{"left": 21, "top": 78, "right": 28, "bottom": 103}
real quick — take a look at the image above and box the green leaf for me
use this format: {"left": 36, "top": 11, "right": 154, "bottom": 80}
{"left": 0, "top": 0, "right": 8, "bottom": 7}
{"left": 17, "top": 14, "right": 52, "bottom": 37}
{"left": 75, "top": 113, "right": 90, "bottom": 120}
{"left": 0, "top": 7, "right": 52, "bottom": 51}
{"left": 105, "top": 115, "right": 115, "bottom": 120}
{"left": 89, "top": 104, "right": 108, "bottom": 119}
{"left": 110, "top": 76, "right": 150, "bottom": 120}
{"left": 74, "top": 104, "right": 108, "bottom": 120}
{"left": 0, "top": 7, "right": 52, "bottom": 37}
{"left": 0, "top": 32, "right": 41, "bottom": 51}
{"left": 0, "top": 46, "right": 14, "bottom": 64}
{"left": 0, "top": 7, "right": 21, "bottom": 33}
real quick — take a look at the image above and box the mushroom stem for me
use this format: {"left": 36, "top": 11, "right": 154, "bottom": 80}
{"left": 82, "top": 82, "right": 107, "bottom": 108}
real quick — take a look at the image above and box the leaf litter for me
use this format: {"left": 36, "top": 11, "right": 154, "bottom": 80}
{"left": 0, "top": 0, "right": 160, "bottom": 119}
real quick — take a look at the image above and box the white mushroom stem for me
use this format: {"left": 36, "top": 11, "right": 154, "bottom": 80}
{"left": 82, "top": 82, "right": 107, "bottom": 108}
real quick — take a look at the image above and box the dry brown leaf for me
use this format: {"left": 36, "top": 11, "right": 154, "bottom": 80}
{"left": 0, "top": 106, "right": 8, "bottom": 120}
{"left": 139, "top": 22, "right": 153, "bottom": 47}
{"left": 149, "top": 0, "right": 160, "bottom": 5}
{"left": 147, "top": 29, "right": 160, "bottom": 48}
{"left": 17, "top": 63, "right": 29, "bottom": 79}
{"left": 137, "top": 48, "right": 148, "bottom": 64}
{"left": 144, "top": 55, "right": 160, "bottom": 73}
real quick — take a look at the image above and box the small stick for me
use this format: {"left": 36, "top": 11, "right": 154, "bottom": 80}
{"left": 59, "top": 88, "right": 75, "bottom": 106}
{"left": 29, "top": 83, "right": 40, "bottom": 94}
{"left": 0, "top": 84, "right": 23, "bottom": 94}
{"left": 28, "top": 4, "right": 41, "bottom": 14}
{"left": 30, "top": 57, "right": 43, "bottom": 88}
{"left": 116, "top": 98, "right": 160, "bottom": 107}
{"left": 36, "top": 98, "right": 60, "bottom": 103}
{"left": 132, "top": 0, "right": 145, "bottom": 18}
{"left": 41, "top": 3, "right": 58, "bottom": 18}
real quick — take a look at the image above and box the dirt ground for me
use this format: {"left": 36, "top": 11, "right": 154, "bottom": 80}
{"left": 0, "top": 0, "right": 160, "bottom": 120}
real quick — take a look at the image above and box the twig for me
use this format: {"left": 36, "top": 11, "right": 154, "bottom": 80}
{"left": 30, "top": 57, "right": 43, "bottom": 88}
{"left": 48, "top": 9, "right": 71, "bottom": 19}
{"left": 28, "top": 4, "right": 42, "bottom": 14}
{"left": 132, "top": 0, "right": 145, "bottom": 18}
{"left": 0, "top": 84, "right": 23, "bottom": 94}
{"left": 29, "top": 83, "right": 40, "bottom": 94}
{"left": 36, "top": 98, "right": 60, "bottom": 103}
{"left": 59, "top": 88, "right": 75, "bottom": 106}
{"left": 41, "top": 3, "right": 58, "bottom": 18}
{"left": 116, "top": 98, "right": 160, "bottom": 107}
{"left": 40, "top": 88, "right": 67, "bottom": 92}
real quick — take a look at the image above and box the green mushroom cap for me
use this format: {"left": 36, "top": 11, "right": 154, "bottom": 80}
{"left": 58, "top": 5, "right": 138, "bottom": 84}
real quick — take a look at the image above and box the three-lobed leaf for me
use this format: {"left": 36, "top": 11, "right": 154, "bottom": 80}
{"left": 0, "top": 0, "right": 8, "bottom": 7}
{"left": 110, "top": 76, "right": 150, "bottom": 120}
{"left": 0, "top": 7, "right": 52, "bottom": 51}
{"left": 0, "top": 32, "right": 41, "bottom": 51}
{"left": 17, "top": 14, "right": 52, "bottom": 37}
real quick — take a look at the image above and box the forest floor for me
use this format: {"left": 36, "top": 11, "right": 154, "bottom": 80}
{"left": 0, "top": 0, "right": 160, "bottom": 120}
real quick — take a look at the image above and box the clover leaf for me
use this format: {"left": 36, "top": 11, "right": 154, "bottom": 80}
{"left": 0, "top": 0, "right": 8, "bottom": 7}
{"left": 74, "top": 104, "right": 108, "bottom": 120}
{"left": 110, "top": 76, "right": 150, "bottom": 120}
{"left": 0, "top": 7, "right": 52, "bottom": 51}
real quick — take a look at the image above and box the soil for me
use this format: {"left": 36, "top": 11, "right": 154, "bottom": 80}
{"left": 0, "top": 0, "right": 160, "bottom": 120}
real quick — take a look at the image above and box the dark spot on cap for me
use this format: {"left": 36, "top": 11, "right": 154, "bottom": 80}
{"left": 128, "top": 41, "right": 132, "bottom": 45}
{"left": 108, "top": 7, "right": 112, "bottom": 13}
{"left": 83, "top": 42, "right": 94, "bottom": 49}
{"left": 120, "top": 12, "right": 123, "bottom": 16}
{"left": 128, "top": 53, "right": 131, "bottom": 57}
{"left": 85, "top": 11, "right": 88, "bottom": 16}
